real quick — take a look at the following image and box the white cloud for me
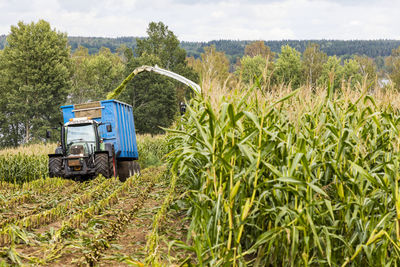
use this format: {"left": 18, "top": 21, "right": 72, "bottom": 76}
{"left": 0, "top": 0, "right": 399, "bottom": 40}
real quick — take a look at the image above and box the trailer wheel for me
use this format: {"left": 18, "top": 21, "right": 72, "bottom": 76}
{"left": 117, "top": 161, "right": 128, "bottom": 182}
{"left": 108, "top": 150, "right": 117, "bottom": 178}
{"left": 49, "top": 157, "right": 62, "bottom": 177}
{"left": 95, "top": 153, "right": 110, "bottom": 178}
{"left": 133, "top": 161, "right": 141, "bottom": 174}
{"left": 117, "top": 161, "right": 139, "bottom": 182}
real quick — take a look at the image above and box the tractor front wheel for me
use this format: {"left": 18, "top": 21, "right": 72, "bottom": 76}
{"left": 95, "top": 153, "right": 111, "bottom": 178}
{"left": 49, "top": 156, "right": 62, "bottom": 177}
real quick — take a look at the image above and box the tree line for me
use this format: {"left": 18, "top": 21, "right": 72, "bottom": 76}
{"left": 188, "top": 40, "right": 400, "bottom": 93}
{"left": 184, "top": 39, "right": 400, "bottom": 63}
{"left": 2, "top": 35, "right": 400, "bottom": 62}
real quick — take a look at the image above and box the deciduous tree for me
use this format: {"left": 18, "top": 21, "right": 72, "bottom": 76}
{"left": 354, "top": 55, "right": 377, "bottom": 82}
{"left": 236, "top": 55, "right": 268, "bottom": 86}
{"left": 385, "top": 46, "right": 400, "bottom": 90}
{"left": 342, "top": 59, "right": 363, "bottom": 87}
{"left": 136, "top": 21, "right": 198, "bottom": 99}
{"left": 187, "top": 45, "right": 230, "bottom": 88}
{"left": 118, "top": 21, "right": 197, "bottom": 134}
{"left": 0, "top": 20, "right": 71, "bottom": 146}
{"left": 274, "top": 45, "right": 303, "bottom": 88}
{"left": 318, "top": 56, "right": 343, "bottom": 91}
{"left": 118, "top": 54, "right": 177, "bottom": 134}
{"left": 69, "top": 46, "right": 125, "bottom": 103}
{"left": 302, "top": 43, "right": 327, "bottom": 87}
{"left": 244, "top": 41, "right": 274, "bottom": 60}
{"left": 136, "top": 21, "right": 186, "bottom": 70}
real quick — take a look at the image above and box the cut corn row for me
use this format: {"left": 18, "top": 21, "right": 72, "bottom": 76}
{"left": 0, "top": 173, "right": 72, "bottom": 198}
{"left": 21, "top": 177, "right": 74, "bottom": 192}
{"left": 49, "top": 166, "right": 165, "bottom": 265}
{"left": 61, "top": 177, "right": 127, "bottom": 230}
{"left": 0, "top": 193, "right": 33, "bottom": 209}
{"left": 83, "top": 176, "right": 157, "bottom": 266}
{"left": 19, "top": 177, "right": 115, "bottom": 229}
{"left": 61, "top": 168, "right": 162, "bottom": 230}
{"left": 0, "top": 176, "right": 102, "bottom": 214}
{"left": 31, "top": 166, "right": 165, "bottom": 266}
{"left": 0, "top": 178, "right": 76, "bottom": 209}
{"left": 145, "top": 167, "right": 175, "bottom": 265}
{"left": 0, "top": 181, "right": 21, "bottom": 192}
{"left": 0, "top": 179, "right": 89, "bottom": 229}
{"left": 0, "top": 176, "right": 114, "bottom": 245}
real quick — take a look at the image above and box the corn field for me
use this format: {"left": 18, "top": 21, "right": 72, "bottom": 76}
{"left": 5, "top": 81, "right": 400, "bottom": 265}
{"left": 167, "top": 82, "right": 400, "bottom": 266}
{"left": 137, "top": 134, "right": 169, "bottom": 169}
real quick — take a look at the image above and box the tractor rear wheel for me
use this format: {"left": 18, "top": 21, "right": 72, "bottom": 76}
{"left": 49, "top": 157, "right": 62, "bottom": 177}
{"left": 95, "top": 153, "right": 110, "bottom": 178}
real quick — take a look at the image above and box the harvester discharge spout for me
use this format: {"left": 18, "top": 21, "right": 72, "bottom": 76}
{"left": 106, "top": 65, "right": 201, "bottom": 100}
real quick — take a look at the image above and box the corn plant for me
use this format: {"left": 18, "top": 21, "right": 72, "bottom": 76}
{"left": 167, "top": 84, "right": 400, "bottom": 266}
{"left": 137, "top": 134, "right": 169, "bottom": 169}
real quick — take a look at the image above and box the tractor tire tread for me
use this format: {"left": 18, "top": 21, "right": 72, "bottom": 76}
{"left": 95, "top": 153, "right": 110, "bottom": 178}
{"left": 49, "top": 157, "right": 62, "bottom": 178}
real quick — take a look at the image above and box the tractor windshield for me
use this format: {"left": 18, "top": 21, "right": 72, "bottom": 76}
{"left": 66, "top": 124, "right": 96, "bottom": 146}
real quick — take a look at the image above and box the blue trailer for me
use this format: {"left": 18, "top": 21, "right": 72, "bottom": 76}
{"left": 48, "top": 99, "right": 140, "bottom": 180}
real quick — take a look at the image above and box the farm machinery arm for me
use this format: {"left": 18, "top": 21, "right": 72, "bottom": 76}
{"left": 106, "top": 65, "right": 201, "bottom": 100}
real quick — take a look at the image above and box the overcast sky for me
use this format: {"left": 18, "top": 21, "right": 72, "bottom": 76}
{"left": 0, "top": 0, "right": 399, "bottom": 41}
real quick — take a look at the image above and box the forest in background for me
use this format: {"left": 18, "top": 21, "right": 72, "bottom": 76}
{"left": 1, "top": 34, "right": 400, "bottom": 65}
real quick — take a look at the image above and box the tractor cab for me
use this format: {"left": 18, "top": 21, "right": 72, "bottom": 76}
{"left": 57, "top": 117, "right": 103, "bottom": 176}
{"left": 65, "top": 118, "right": 100, "bottom": 157}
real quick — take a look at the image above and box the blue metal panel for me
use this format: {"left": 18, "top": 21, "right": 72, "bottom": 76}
{"left": 60, "top": 100, "right": 139, "bottom": 160}
{"left": 60, "top": 104, "right": 74, "bottom": 124}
